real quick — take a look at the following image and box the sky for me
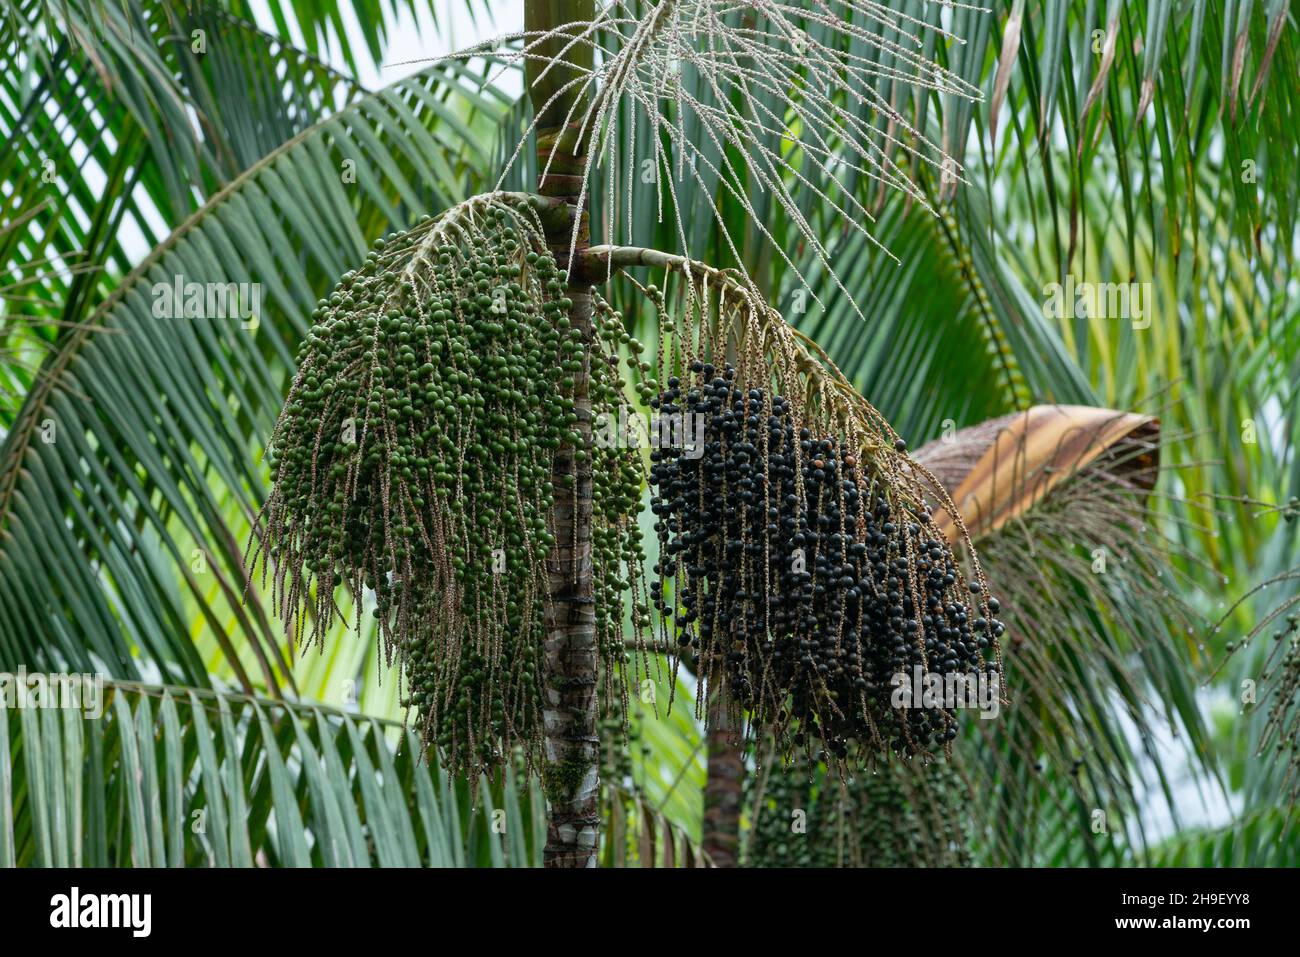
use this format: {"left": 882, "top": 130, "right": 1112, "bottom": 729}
{"left": 251, "top": 0, "right": 526, "bottom": 91}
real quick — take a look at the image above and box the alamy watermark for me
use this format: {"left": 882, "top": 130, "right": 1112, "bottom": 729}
{"left": 890, "top": 666, "right": 1000, "bottom": 719}
{"left": 1042, "top": 275, "right": 1152, "bottom": 330}
{"left": 151, "top": 274, "right": 261, "bottom": 329}
{"left": 593, "top": 408, "right": 705, "bottom": 458}
{"left": 0, "top": 667, "right": 105, "bottom": 719}
{"left": 50, "top": 887, "right": 151, "bottom": 937}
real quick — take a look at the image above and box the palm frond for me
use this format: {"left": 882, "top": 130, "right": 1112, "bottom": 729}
{"left": 0, "top": 0, "right": 367, "bottom": 414}
{"left": 0, "top": 61, "right": 509, "bottom": 702}
{"left": 1142, "top": 806, "right": 1300, "bottom": 867}
{"left": 0, "top": 674, "right": 709, "bottom": 867}
{"left": 0, "top": 678, "right": 544, "bottom": 867}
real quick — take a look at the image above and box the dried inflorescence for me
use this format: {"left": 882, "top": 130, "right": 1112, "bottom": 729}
{"left": 644, "top": 271, "right": 1004, "bottom": 767}
{"left": 455, "top": 1, "right": 984, "bottom": 316}
{"left": 248, "top": 196, "right": 647, "bottom": 776}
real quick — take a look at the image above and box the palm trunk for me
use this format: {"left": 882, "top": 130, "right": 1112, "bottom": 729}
{"left": 527, "top": 0, "right": 600, "bottom": 868}
{"left": 703, "top": 696, "right": 743, "bottom": 866}
{"left": 539, "top": 168, "right": 598, "bottom": 865}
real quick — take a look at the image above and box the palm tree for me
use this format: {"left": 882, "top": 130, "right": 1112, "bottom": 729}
{"left": 2, "top": 0, "right": 1297, "bottom": 869}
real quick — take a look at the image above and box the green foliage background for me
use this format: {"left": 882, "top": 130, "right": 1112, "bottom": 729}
{"left": 1, "top": 0, "right": 1297, "bottom": 865}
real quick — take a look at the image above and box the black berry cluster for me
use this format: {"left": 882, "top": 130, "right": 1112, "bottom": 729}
{"left": 649, "top": 361, "right": 1003, "bottom": 764}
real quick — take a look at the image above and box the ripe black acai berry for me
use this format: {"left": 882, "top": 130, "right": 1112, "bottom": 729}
{"left": 649, "top": 363, "right": 1003, "bottom": 765}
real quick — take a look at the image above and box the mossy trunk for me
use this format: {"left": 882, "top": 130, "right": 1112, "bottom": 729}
{"left": 527, "top": 0, "right": 600, "bottom": 869}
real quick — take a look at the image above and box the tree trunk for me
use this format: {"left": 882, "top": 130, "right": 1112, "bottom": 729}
{"left": 527, "top": 0, "right": 601, "bottom": 869}
{"left": 539, "top": 188, "right": 598, "bottom": 866}
{"left": 703, "top": 696, "right": 743, "bottom": 866}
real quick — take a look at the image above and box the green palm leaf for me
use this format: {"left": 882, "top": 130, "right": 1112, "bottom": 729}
{"left": 0, "top": 59, "right": 511, "bottom": 704}
{"left": 0, "top": 679, "right": 543, "bottom": 866}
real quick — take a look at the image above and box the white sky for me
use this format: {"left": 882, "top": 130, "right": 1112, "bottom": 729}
{"left": 251, "top": 0, "right": 526, "bottom": 90}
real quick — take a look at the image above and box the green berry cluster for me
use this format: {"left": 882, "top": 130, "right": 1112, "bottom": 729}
{"left": 250, "top": 199, "right": 647, "bottom": 777}
{"left": 745, "top": 755, "right": 971, "bottom": 867}
{"left": 591, "top": 294, "right": 657, "bottom": 708}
